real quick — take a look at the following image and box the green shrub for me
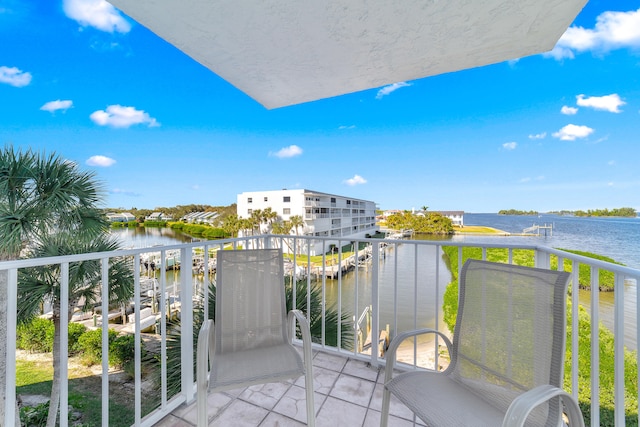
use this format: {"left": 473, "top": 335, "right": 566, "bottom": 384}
{"left": 68, "top": 322, "right": 88, "bottom": 354}
{"left": 20, "top": 401, "right": 49, "bottom": 426}
{"left": 77, "top": 328, "right": 118, "bottom": 366}
{"left": 202, "top": 227, "right": 226, "bottom": 239}
{"left": 143, "top": 220, "right": 167, "bottom": 227}
{"left": 182, "top": 224, "right": 206, "bottom": 236}
{"left": 17, "top": 317, "right": 54, "bottom": 353}
{"left": 110, "top": 334, "right": 138, "bottom": 376}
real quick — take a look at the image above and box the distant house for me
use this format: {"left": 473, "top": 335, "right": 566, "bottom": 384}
{"left": 181, "top": 211, "right": 219, "bottom": 225}
{"left": 145, "top": 212, "right": 172, "bottom": 221}
{"left": 106, "top": 212, "right": 136, "bottom": 223}
{"left": 414, "top": 209, "right": 464, "bottom": 227}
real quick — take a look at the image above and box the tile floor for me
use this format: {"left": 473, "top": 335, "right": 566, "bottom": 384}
{"left": 153, "top": 350, "right": 426, "bottom": 426}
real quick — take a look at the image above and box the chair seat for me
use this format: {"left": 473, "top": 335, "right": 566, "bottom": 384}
{"left": 210, "top": 343, "right": 305, "bottom": 392}
{"left": 386, "top": 371, "right": 505, "bottom": 426}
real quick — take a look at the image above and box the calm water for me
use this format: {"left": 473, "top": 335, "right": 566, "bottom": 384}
{"left": 112, "top": 215, "right": 640, "bottom": 348}
{"left": 461, "top": 213, "right": 640, "bottom": 269}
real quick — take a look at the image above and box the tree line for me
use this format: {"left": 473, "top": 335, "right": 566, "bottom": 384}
{"left": 383, "top": 211, "right": 454, "bottom": 235}
{"left": 498, "top": 209, "right": 539, "bottom": 215}
{"left": 572, "top": 207, "right": 637, "bottom": 218}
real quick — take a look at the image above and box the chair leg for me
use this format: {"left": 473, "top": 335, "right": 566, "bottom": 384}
{"left": 304, "top": 368, "right": 315, "bottom": 427}
{"left": 380, "top": 387, "right": 391, "bottom": 427}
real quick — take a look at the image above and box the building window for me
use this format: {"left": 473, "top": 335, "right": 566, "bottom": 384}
{"left": 283, "top": 196, "right": 291, "bottom": 202}
{"left": 248, "top": 209, "right": 252, "bottom": 215}
{"left": 346, "top": 200, "right": 351, "bottom": 205}
{"left": 331, "top": 197, "right": 336, "bottom": 203}
{"left": 283, "top": 208, "right": 291, "bottom": 215}
{"left": 264, "top": 197, "right": 268, "bottom": 202}
{"left": 248, "top": 197, "right": 252, "bottom": 203}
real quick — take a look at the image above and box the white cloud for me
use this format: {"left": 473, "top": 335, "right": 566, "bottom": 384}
{"left": 502, "top": 142, "right": 517, "bottom": 150}
{"left": 86, "top": 155, "right": 116, "bottom": 167}
{"left": 528, "top": 132, "right": 547, "bottom": 140}
{"left": 561, "top": 106, "right": 578, "bottom": 115}
{"left": 547, "top": 8, "right": 640, "bottom": 59}
{"left": 519, "top": 176, "right": 545, "bottom": 183}
{"left": 608, "top": 160, "right": 616, "bottom": 166}
{"left": 40, "top": 99, "right": 73, "bottom": 113}
{"left": 90, "top": 105, "right": 159, "bottom": 128}
{"left": 576, "top": 94, "right": 625, "bottom": 113}
{"left": 63, "top": 0, "right": 131, "bottom": 33}
{"left": 270, "top": 145, "right": 303, "bottom": 159}
{"left": 375, "top": 82, "right": 411, "bottom": 99}
{"left": 338, "top": 125, "right": 356, "bottom": 130}
{"left": 552, "top": 124, "right": 594, "bottom": 141}
{"left": 344, "top": 175, "right": 367, "bottom": 186}
{"left": 0, "top": 66, "right": 32, "bottom": 87}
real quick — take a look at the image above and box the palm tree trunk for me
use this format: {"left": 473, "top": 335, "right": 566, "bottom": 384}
{"left": 46, "top": 310, "right": 61, "bottom": 427}
{"left": 0, "top": 269, "right": 22, "bottom": 427}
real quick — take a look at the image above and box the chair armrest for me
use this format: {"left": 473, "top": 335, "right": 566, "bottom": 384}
{"left": 502, "top": 384, "right": 585, "bottom": 427}
{"left": 288, "top": 309, "right": 314, "bottom": 370}
{"left": 384, "top": 328, "right": 453, "bottom": 385}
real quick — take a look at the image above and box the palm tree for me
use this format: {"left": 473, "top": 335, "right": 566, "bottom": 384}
{"left": 262, "top": 207, "right": 278, "bottom": 232}
{"left": 18, "top": 233, "right": 134, "bottom": 426}
{"left": 289, "top": 215, "right": 304, "bottom": 236}
{"left": 249, "top": 209, "right": 263, "bottom": 235}
{"left": 221, "top": 214, "right": 240, "bottom": 237}
{"left": 0, "top": 145, "right": 106, "bottom": 425}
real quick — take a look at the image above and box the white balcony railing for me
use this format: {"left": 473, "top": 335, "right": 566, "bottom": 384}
{"left": 2, "top": 234, "right": 640, "bottom": 426}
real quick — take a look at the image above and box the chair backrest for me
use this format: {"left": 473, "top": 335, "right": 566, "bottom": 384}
{"left": 215, "top": 249, "right": 288, "bottom": 355}
{"left": 451, "top": 259, "right": 570, "bottom": 425}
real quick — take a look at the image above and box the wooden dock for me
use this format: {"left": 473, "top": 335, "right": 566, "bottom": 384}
{"left": 522, "top": 223, "right": 553, "bottom": 236}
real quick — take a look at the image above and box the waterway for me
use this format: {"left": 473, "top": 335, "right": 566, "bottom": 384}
{"left": 111, "top": 215, "right": 640, "bottom": 349}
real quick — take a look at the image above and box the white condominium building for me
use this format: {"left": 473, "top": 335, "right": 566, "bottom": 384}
{"left": 237, "top": 189, "right": 378, "bottom": 255}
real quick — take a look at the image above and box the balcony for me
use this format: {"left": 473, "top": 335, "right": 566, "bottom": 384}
{"left": 2, "top": 235, "right": 640, "bottom": 426}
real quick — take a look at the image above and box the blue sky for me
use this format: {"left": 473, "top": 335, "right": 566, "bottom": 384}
{"left": 1, "top": 0, "right": 639, "bottom": 213}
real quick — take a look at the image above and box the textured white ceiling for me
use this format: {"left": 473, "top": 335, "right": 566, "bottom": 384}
{"left": 108, "top": 0, "right": 587, "bottom": 109}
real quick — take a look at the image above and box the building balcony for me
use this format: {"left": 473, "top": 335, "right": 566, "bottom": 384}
{"left": 2, "top": 235, "right": 639, "bottom": 426}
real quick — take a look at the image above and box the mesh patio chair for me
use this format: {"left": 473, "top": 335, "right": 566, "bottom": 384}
{"left": 196, "top": 249, "right": 315, "bottom": 426}
{"left": 381, "top": 259, "right": 584, "bottom": 427}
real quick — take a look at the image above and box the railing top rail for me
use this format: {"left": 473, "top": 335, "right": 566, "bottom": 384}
{"left": 0, "top": 236, "right": 253, "bottom": 269}
{"left": 2, "top": 234, "right": 638, "bottom": 278}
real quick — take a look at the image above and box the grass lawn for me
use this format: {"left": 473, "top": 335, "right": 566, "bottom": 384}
{"left": 454, "top": 225, "right": 509, "bottom": 235}
{"left": 16, "top": 353, "right": 136, "bottom": 427}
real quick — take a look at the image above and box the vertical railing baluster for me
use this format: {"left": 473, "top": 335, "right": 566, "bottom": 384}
{"left": 614, "top": 273, "right": 625, "bottom": 426}
{"left": 371, "top": 243, "right": 380, "bottom": 367}
{"left": 160, "top": 250, "right": 168, "bottom": 409}
{"left": 180, "top": 247, "right": 194, "bottom": 403}
{"left": 571, "top": 262, "right": 579, "bottom": 402}
{"left": 4, "top": 268, "right": 18, "bottom": 427}
{"left": 590, "top": 265, "right": 600, "bottom": 427}
{"left": 60, "top": 262, "right": 69, "bottom": 427}
{"left": 337, "top": 239, "right": 343, "bottom": 352}
{"left": 413, "top": 244, "right": 418, "bottom": 365}
{"left": 101, "top": 258, "right": 110, "bottom": 426}
{"left": 134, "top": 255, "right": 142, "bottom": 426}
{"left": 434, "top": 244, "right": 440, "bottom": 369}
